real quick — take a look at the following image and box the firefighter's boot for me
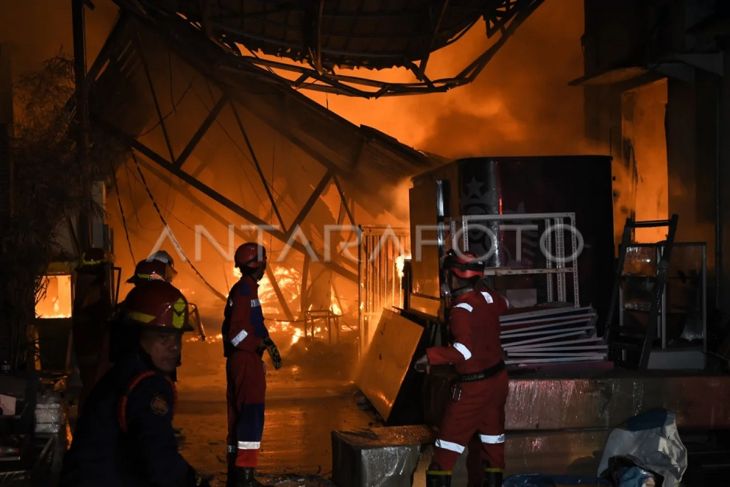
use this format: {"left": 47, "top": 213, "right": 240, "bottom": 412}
{"left": 482, "top": 468, "right": 503, "bottom": 487}
{"left": 426, "top": 468, "right": 452, "bottom": 487}
{"left": 234, "top": 467, "right": 264, "bottom": 487}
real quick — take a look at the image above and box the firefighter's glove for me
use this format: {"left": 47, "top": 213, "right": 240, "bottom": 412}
{"left": 263, "top": 337, "right": 282, "bottom": 369}
{"left": 414, "top": 354, "right": 430, "bottom": 374}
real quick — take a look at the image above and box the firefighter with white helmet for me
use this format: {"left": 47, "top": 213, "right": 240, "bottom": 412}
{"left": 61, "top": 281, "right": 210, "bottom": 487}
{"left": 416, "top": 249, "right": 510, "bottom": 487}
{"left": 223, "top": 242, "right": 282, "bottom": 487}
{"left": 127, "top": 250, "right": 178, "bottom": 284}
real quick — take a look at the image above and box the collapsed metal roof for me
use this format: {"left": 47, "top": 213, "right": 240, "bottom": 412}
{"left": 112, "top": 0, "right": 544, "bottom": 97}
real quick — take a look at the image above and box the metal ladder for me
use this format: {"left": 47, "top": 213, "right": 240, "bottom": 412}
{"left": 604, "top": 214, "right": 679, "bottom": 368}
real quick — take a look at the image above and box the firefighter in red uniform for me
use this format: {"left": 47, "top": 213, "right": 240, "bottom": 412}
{"left": 417, "top": 250, "right": 510, "bottom": 487}
{"left": 223, "top": 242, "right": 282, "bottom": 487}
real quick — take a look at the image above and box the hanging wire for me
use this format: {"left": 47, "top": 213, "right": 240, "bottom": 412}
{"left": 111, "top": 163, "right": 136, "bottom": 263}
{"left": 122, "top": 158, "right": 143, "bottom": 227}
{"left": 137, "top": 81, "right": 194, "bottom": 138}
{"left": 131, "top": 151, "right": 226, "bottom": 301}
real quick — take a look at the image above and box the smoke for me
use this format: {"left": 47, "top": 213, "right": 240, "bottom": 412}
{"left": 308, "top": 0, "right": 593, "bottom": 159}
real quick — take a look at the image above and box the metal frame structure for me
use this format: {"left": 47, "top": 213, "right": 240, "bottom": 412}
{"left": 358, "top": 226, "right": 409, "bottom": 355}
{"left": 458, "top": 212, "right": 581, "bottom": 306}
{"left": 111, "top": 0, "right": 544, "bottom": 97}
{"left": 88, "top": 20, "right": 366, "bottom": 319}
{"left": 616, "top": 242, "right": 707, "bottom": 358}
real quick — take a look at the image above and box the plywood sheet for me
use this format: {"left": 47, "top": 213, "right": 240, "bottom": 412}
{"left": 355, "top": 309, "right": 423, "bottom": 421}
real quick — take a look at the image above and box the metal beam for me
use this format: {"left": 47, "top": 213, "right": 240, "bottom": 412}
{"left": 229, "top": 101, "right": 285, "bottom": 229}
{"left": 333, "top": 175, "right": 356, "bottom": 226}
{"left": 264, "top": 265, "right": 295, "bottom": 322}
{"left": 96, "top": 117, "right": 357, "bottom": 281}
{"left": 134, "top": 31, "right": 176, "bottom": 163}
{"left": 117, "top": 1, "right": 542, "bottom": 98}
{"left": 284, "top": 171, "right": 332, "bottom": 241}
{"left": 225, "top": 92, "right": 358, "bottom": 174}
{"left": 73, "top": 0, "right": 91, "bottom": 249}
{"left": 137, "top": 156, "right": 295, "bottom": 317}
{"left": 458, "top": 0, "right": 544, "bottom": 84}
{"left": 175, "top": 94, "right": 228, "bottom": 168}
{"left": 417, "top": 0, "right": 449, "bottom": 79}
{"left": 314, "top": 0, "right": 324, "bottom": 74}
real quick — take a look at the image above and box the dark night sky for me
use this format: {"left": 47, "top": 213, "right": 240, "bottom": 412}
{"left": 0, "top": 0, "right": 118, "bottom": 77}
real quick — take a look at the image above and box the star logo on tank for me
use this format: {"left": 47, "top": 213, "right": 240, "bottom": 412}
{"left": 150, "top": 394, "right": 170, "bottom": 416}
{"left": 464, "top": 177, "right": 485, "bottom": 201}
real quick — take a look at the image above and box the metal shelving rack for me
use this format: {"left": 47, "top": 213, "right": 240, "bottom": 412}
{"left": 617, "top": 242, "right": 707, "bottom": 367}
{"left": 455, "top": 212, "right": 581, "bottom": 307}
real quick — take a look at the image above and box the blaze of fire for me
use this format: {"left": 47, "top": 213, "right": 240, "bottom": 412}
{"left": 259, "top": 266, "right": 301, "bottom": 314}
{"left": 291, "top": 327, "right": 304, "bottom": 345}
{"left": 35, "top": 274, "right": 73, "bottom": 319}
{"left": 395, "top": 254, "right": 410, "bottom": 280}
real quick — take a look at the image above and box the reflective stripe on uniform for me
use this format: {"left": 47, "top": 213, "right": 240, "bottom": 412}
{"left": 481, "top": 291, "right": 494, "bottom": 304}
{"left": 435, "top": 439, "right": 465, "bottom": 454}
{"left": 250, "top": 299, "right": 260, "bottom": 307}
{"left": 479, "top": 434, "right": 505, "bottom": 444}
{"left": 453, "top": 302, "right": 473, "bottom": 312}
{"left": 237, "top": 441, "right": 260, "bottom": 450}
{"left": 231, "top": 329, "right": 248, "bottom": 347}
{"left": 453, "top": 342, "right": 472, "bottom": 360}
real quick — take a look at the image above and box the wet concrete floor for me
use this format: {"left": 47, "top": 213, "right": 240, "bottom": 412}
{"left": 175, "top": 335, "right": 383, "bottom": 486}
{"left": 172, "top": 331, "right": 487, "bottom": 487}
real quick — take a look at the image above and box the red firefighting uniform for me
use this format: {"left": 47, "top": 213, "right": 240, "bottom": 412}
{"left": 426, "top": 288, "right": 509, "bottom": 473}
{"left": 222, "top": 275, "right": 270, "bottom": 468}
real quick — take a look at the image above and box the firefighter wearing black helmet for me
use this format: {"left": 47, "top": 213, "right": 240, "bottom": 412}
{"left": 61, "top": 280, "right": 210, "bottom": 487}
{"left": 416, "top": 250, "right": 510, "bottom": 487}
{"left": 223, "top": 242, "right": 282, "bottom": 487}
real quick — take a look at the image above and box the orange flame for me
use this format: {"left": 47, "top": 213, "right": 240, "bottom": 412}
{"left": 36, "top": 275, "right": 73, "bottom": 319}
